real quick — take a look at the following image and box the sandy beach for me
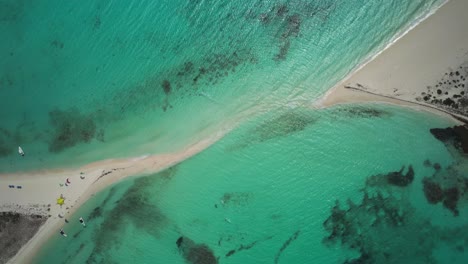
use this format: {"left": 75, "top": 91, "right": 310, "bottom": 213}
{"left": 318, "top": 0, "right": 468, "bottom": 123}
{"left": 0, "top": 130, "right": 226, "bottom": 264}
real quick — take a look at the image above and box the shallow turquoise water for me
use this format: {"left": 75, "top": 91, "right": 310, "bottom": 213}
{"left": 0, "top": 0, "right": 442, "bottom": 172}
{"left": 4, "top": 0, "right": 467, "bottom": 263}
{"left": 34, "top": 104, "right": 467, "bottom": 264}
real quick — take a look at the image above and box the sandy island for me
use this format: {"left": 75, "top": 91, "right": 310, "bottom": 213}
{"left": 2, "top": 0, "right": 468, "bottom": 263}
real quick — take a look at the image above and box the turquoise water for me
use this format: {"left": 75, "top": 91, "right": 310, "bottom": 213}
{"left": 34, "top": 104, "right": 467, "bottom": 264}
{"left": 0, "top": 0, "right": 442, "bottom": 172}
{"left": 4, "top": 0, "right": 467, "bottom": 263}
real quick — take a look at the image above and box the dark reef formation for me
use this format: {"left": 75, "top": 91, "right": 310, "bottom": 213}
{"left": 366, "top": 165, "right": 414, "bottom": 188}
{"left": 323, "top": 164, "right": 468, "bottom": 263}
{"left": 48, "top": 108, "right": 99, "bottom": 153}
{"left": 430, "top": 125, "right": 468, "bottom": 154}
{"left": 226, "top": 109, "right": 316, "bottom": 151}
{"left": 0, "top": 212, "right": 47, "bottom": 264}
{"left": 425, "top": 125, "right": 468, "bottom": 216}
{"left": 421, "top": 165, "right": 467, "bottom": 217}
{"left": 334, "top": 106, "right": 391, "bottom": 119}
{"left": 416, "top": 62, "right": 468, "bottom": 116}
{"left": 176, "top": 236, "right": 218, "bottom": 264}
{"left": 86, "top": 168, "right": 177, "bottom": 263}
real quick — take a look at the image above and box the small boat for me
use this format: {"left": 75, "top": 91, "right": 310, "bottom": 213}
{"left": 18, "top": 146, "right": 24, "bottom": 157}
{"left": 79, "top": 217, "right": 86, "bottom": 227}
{"left": 59, "top": 229, "right": 67, "bottom": 237}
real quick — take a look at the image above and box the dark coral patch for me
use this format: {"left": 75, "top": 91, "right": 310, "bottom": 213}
{"left": 87, "top": 175, "right": 169, "bottom": 261}
{"left": 422, "top": 178, "right": 443, "bottom": 204}
{"left": 386, "top": 166, "right": 414, "bottom": 187}
{"left": 430, "top": 125, "right": 468, "bottom": 154}
{"left": 176, "top": 236, "right": 218, "bottom": 264}
{"left": 442, "top": 187, "right": 460, "bottom": 216}
{"left": 366, "top": 166, "right": 414, "bottom": 188}
{"left": 48, "top": 109, "right": 98, "bottom": 153}
{"left": 162, "top": 80, "right": 171, "bottom": 94}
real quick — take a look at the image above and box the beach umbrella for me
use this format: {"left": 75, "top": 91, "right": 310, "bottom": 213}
{"left": 56, "top": 197, "right": 65, "bottom": 206}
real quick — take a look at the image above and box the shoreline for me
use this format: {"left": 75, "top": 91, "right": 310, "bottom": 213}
{"left": 1, "top": 130, "right": 227, "bottom": 264}
{"left": 317, "top": 0, "right": 468, "bottom": 125}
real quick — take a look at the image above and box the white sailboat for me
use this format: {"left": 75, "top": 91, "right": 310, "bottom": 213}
{"left": 18, "top": 146, "right": 24, "bottom": 156}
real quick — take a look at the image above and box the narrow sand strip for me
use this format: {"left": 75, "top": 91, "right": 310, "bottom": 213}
{"left": 318, "top": 0, "right": 468, "bottom": 123}
{"left": 1, "top": 130, "right": 226, "bottom": 264}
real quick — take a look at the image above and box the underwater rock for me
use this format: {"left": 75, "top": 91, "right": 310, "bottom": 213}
{"left": 366, "top": 166, "right": 414, "bottom": 188}
{"left": 430, "top": 125, "right": 468, "bottom": 154}
{"left": 176, "top": 236, "right": 218, "bottom": 264}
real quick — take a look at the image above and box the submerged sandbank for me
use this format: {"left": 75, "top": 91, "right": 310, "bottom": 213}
{"left": 318, "top": 0, "right": 468, "bottom": 123}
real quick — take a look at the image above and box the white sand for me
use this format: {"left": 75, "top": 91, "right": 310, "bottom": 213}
{"left": 318, "top": 0, "right": 468, "bottom": 123}
{"left": 1, "top": 131, "right": 226, "bottom": 264}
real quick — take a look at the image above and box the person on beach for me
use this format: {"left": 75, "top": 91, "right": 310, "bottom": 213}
{"left": 59, "top": 229, "right": 67, "bottom": 237}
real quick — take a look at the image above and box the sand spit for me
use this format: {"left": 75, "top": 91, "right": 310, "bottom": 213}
{"left": 318, "top": 0, "right": 468, "bottom": 124}
{"left": 0, "top": 131, "right": 225, "bottom": 264}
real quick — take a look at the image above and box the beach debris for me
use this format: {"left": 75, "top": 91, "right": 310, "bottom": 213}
{"left": 59, "top": 228, "right": 67, "bottom": 237}
{"left": 79, "top": 217, "right": 86, "bottom": 227}
{"left": 18, "top": 146, "right": 24, "bottom": 156}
